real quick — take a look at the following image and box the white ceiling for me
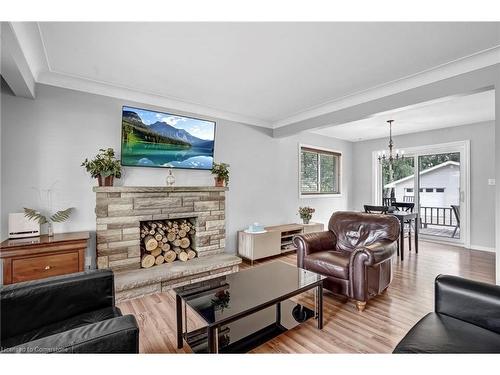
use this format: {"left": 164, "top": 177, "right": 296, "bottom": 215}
{"left": 313, "top": 89, "right": 495, "bottom": 141}
{"left": 35, "top": 22, "right": 500, "bottom": 127}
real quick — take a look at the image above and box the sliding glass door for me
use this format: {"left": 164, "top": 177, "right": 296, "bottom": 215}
{"left": 418, "top": 152, "right": 461, "bottom": 240}
{"left": 375, "top": 141, "right": 469, "bottom": 247}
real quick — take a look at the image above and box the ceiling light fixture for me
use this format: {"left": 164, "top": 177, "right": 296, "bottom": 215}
{"left": 377, "top": 120, "right": 404, "bottom": 166}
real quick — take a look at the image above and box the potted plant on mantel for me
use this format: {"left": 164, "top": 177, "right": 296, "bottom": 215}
{"left": 211, "top": 162, "right": 229, "bottom": 187}
{"left": 81, "top": 148, "right": 122, "bottom": 186}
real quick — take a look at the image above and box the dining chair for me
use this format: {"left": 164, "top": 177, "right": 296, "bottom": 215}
{"left": 393, "top": 202, "right": 415, "bottom": 212}
{"left": 364, "top": 205, "right": 389, "bottom": 214}
{"left": 382, "top": 197, "right": 396, "bottom": 206}
{"left": 393, "top": 202, "right": 415, "bottom": 252}
{"left": 451, "top": 205, "right": 460, "bottom": 238}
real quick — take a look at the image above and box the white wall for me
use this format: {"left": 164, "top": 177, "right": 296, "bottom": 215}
{"left": 1, "top": 84, "right": 352, "bottom": 263}
{"left": 495, "top": 84, "right": 500, "bottom": 284}
{"left": 351, "top": 121, "right": 496, "bottom": 250}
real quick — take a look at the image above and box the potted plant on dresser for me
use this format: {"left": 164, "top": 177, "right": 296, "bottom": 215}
{"left": 211, "top": 162, "right": 230, "bottom": 187}
{"left": 81, "top": 148, "right": 122, "bottom": 186}
{"left": 24, "top": 207, "right": 74, "bottom": 237}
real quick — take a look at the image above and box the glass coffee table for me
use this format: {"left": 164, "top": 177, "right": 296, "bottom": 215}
{"left": 174, "top": 261, "right": 325, "bottom": 353}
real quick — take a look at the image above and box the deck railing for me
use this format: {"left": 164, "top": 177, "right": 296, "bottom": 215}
{"left": 382, "top": 200, "right": 458, "bottom": 228}
{"left": 381, "top": 198, "right": 459, "bottom": 228}
{"left": 419, "top": 206, "right": 457, "bottom": 227}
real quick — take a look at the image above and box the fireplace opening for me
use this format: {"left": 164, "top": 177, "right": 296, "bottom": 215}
{"left": 140, "top": 218, "right": 197, "bottom": 268}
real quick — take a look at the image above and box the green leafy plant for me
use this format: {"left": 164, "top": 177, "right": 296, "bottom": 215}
{"left": 81, "top": 148, "right": 122, "bottom": 179}
{"left": 211, "top": 162, "right": 230, "bottom": 186}
{"left": 24, "top": 207, "right": 74, "bottom": 225}
{"left": 298, "top": 206, "right": 315, "bottom": 221}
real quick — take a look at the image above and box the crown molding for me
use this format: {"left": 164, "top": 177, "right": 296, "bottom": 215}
{"left": 38, "top": 45, "right": 498, "bottom": 130}
{"left": 273, "top": 45, "right": 500, "bottom": 129}
{"left": 36, "top": 70, "right": 272, "bottom": 127}
{"left": 14, "top": 22, "right": 272, "bottom": 128}
{"left": 9, "top": 21, "right": 500, "bottom": 131}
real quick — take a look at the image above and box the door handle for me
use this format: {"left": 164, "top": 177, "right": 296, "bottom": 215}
{"left": 460, "top": 191, "right": 464, "bottom": 203}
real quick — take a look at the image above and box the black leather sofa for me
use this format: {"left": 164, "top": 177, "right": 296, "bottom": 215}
{"left": 394, "top": 274, "right": 500, "bottom": 353}
{"left": 1, "top": 269, "right": 139, "bottom": 353}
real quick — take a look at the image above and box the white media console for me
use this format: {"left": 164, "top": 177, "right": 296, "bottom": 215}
{"left": 237, "top": 222, "right": 324, "bottom": 264}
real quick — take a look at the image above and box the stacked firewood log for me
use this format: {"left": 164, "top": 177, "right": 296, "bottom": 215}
{"left": 140, "top": 219, "right": 196, "bottom": 268}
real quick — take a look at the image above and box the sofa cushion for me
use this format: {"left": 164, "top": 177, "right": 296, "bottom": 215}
{"left": 393, "top": 312, "right": 500, "bottom": 353}
{"left": 1, "top": 269, "right": 114, "bottom": 340}
{"left": 1, "top": 306, "right": 122, "bottom": 349}
{"left": 304, "top": 251, "right": 350, "bottom": 279}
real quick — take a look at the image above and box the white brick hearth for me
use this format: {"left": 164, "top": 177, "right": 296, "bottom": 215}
{"left": 93, "top": 186, "right": 241, "bottom": 301}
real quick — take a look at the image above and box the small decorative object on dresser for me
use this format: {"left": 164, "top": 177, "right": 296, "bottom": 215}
{"left": 8, "top": 213, "right": 40, "bottom": 239}
{"left": 24, "top": 207, "right": 74, "bottom": 237}
{"left": 0, "top": 231, "right": 89, "bottom": 284}
{"left": 211, "top": 162, "right": 229, "bottom": 187}
{"left": 81, "top": 148, "right": 122, "bottom": 186}
{"left": 298, "top": 206, "right": 315, "bottom": 224}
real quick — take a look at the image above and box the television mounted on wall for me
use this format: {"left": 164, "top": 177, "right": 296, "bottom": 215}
{"left": 121, "top": 106, "right": 216, "bottom": 170}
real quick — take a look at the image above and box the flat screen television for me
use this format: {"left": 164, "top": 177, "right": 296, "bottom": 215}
{"left": 121, "top": 106, "right": 216, "bottom": 170}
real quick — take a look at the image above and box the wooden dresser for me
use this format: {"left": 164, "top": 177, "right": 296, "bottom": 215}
{"left": 0, "top": 232, "right": 89, "bottom": 285}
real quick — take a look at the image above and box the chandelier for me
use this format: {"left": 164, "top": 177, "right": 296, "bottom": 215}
{"left": 377, "top": 120, "right": 404, "bottom": 165}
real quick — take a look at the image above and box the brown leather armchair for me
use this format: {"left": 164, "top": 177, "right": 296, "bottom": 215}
{"left": 293, "top": 211, "right": 400, "bottom": 311}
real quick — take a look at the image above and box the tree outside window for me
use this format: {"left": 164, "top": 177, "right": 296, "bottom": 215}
{"left": 300, "top": 147, "right": 341, "bottom": 195}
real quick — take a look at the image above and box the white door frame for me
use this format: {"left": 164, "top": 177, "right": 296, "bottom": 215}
{"left": 372, "top": 140, "right": 471, "bottom": 248}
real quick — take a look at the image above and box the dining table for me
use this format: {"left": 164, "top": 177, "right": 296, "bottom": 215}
{"left": 389, "top": 210, "right": 418, "bottom": 261}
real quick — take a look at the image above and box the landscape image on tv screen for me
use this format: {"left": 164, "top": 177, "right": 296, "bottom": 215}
{"left": 121, "top": 106, "right": 215, "bottom": 170}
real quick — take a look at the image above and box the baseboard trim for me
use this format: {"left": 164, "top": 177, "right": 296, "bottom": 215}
{"left": 468, "top": 244, "right": 496, "bottom": 253}
{"left": 420, "top": 238, "right": 495, "bottom": 253}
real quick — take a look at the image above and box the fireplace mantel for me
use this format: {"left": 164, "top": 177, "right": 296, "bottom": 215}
{"left": 94, "top": 184, "right": 239, "bottom": 300}
{"left": 93, "top": 186, "right": 228, "bottom": 193}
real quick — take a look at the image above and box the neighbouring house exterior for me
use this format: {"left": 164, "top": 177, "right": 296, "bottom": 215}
{"left": 384, "top": 161, "right": 460, "bottom": 208}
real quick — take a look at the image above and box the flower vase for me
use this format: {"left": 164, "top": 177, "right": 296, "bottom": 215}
{"left": 302, "top": 218, "right": 310, "bottom": 225}
{"left": 47, "top": 222, "right": 54, "bottom": 237}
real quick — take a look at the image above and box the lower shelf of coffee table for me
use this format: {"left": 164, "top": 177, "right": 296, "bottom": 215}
{"left": 185, "top": 300, "right": 315, "bottom": 353}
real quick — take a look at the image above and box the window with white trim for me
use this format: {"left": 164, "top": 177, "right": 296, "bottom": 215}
{"left": 300, "top": 146, "right": 341, "bottom": 195}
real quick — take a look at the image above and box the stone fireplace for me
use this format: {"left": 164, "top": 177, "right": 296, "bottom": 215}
{"left": 93, "top": 186, "right": 241, "bottom": 301}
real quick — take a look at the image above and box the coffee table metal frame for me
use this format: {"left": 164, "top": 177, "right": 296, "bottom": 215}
{"left": 175, "top": 278, "right": 324, "bottom": 353}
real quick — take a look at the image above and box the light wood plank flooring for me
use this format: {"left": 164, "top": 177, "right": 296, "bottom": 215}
{"left": 117, "top": 241, "right": 495, "bottom": 353}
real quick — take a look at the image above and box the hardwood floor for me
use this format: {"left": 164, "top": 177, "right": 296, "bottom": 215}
{"left": 117, "top": 241, "right": 495, "bottom": 353}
